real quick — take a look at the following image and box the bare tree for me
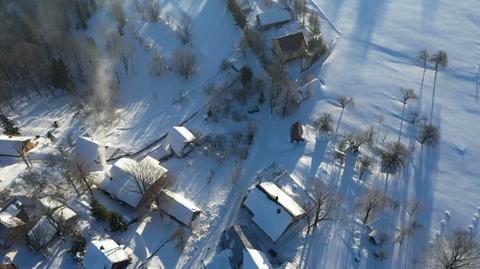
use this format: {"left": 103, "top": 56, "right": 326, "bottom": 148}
{"left": 176, "top": 13, "right": 194, "bottom": 45}
{"left": 149, "top": 52, "right": 165, "bottom": 78}
{"left": 144, "top": 0, "right": 161, "bottom": 21}
{"left": 396, "top": 221, "right": 420, "bottom": 245}
{"left": 427, "top": 229, "right": 480, "bottom": 269}
{"left": 126, "top": 159, "right": 170, "bottom": 197}
{"left": 357, "top": 155, "right": 373, "bottom": 181}
{"left": 336, "top": 95, "right": 354, "bottom": 133}
{"left": 313, "top": 112, "right": 334, "bottom": 134}
{"left": 307, "top": 180, "right": 341, "bottom": 234}
{"left": 171, "top": 48, "right": 197, "bottom": 80}
{"left": 406, "top": 199, "right": 423, "bottom": 219}
{"left": 429, "top": 51, "right": 448, "bottom": 121}
{"left": 380, "top": 141, "right": 409, "bottom": 190}
{"left": 356, "top": 188, "right": 390, "bottom": 224}
{"left": 398, "top": 87, "right": 417, "bottom": 142}
{"left": 418, "top": 123, "right": 440, "bottom": 148}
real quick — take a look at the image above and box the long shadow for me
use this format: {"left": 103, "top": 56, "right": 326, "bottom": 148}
{"left": 309, "top": 136, "right": 329, "bottom": 179}
{"left": 350, "top": 0, "right": 391, "bottom": 63}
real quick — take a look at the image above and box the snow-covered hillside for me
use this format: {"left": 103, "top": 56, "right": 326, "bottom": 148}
{"left": 0, "top": 0, "right": 479, "bottom": 268}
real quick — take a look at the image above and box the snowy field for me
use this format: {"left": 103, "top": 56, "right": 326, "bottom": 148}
{"left": 0, "top": 0, "right": 479, "bottom": 268}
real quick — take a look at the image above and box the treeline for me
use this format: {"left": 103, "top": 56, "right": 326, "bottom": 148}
{"left": 0, "top": 0, "right": 99, "bottom": 111}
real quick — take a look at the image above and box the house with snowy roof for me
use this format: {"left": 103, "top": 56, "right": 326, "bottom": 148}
{"left": 243, "top": 182, "right": 306, "bottom": 242}
{"left": 39, "top": 197, "right": 78, "bottom": 227}
{"left": 157, "top": 190, "right": 201, "bottom": 227}
{"left": 256, "top": 8, "right": 292, "bottom": 29}
{"left": 167, "top": 126, "right": 196, "bottom": 158}
{"left": 0, "top": 136, "right": 37, "bottom": 157}
{"left": 100, "top": 156, "right": 169, "bottom": 209}
{"left": 0, "top": 196, "right": 45, "bottom": 247}
{"left": 222, "top": 224, "right": 273, "bottom": 269}
{"left": 273, "top": 31, "right": 307, "bottom": 61}
{"left": 83, "top": 238, "right": 132, "bottom": 269}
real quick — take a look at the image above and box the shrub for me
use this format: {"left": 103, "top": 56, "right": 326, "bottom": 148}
{"left": 91, "top": 200, "right": 110, "bottom": 221}
{"left": 240, "top": 67, "right": 253, "bottom": 85}
{"left": 109, "top": 212, "right": 128, "bottom": 232}
{"left": 227, "top": 0, "right": 246, "bottom": 29}
{"left": 418, "top": 123, "right": 440, "bottom": 147}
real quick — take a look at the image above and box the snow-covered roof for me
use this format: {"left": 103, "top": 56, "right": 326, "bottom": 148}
{"left": 158, "top": 190, "right": 201, "bottom": 226}
{"left": 0, "top": 136, "right": 33, "bottom": 156}
{"left": 256, "top": 9, "right": 292, "bottom": 27}
{"left": 167, "top": 126, "right": 195, "bottom": 156}
{"left": 39, "top": 197, "right": 77, "bottom": 223}
{"left": 243, "top": 247, "right": 273, "bottom": 269}
{"left": 243, "top": 182, "right": 306, "bottom": 241}
{"left": 75, "top": 136, "right": 103, "bottom": 171}
{"left": 28, "top": 216, "right": 57, "bottom": 247}
{"left": 0, "top": 211, "right": 24, "bottom": 229}
{"left": 101, "top": 157, "right": 168, "bottom": 207}
{"left": 231, "top": 57, "right": 247, "bottom": 72}
{"left": 84, "top": 239, "right": 131, "bottom": 269}
{"left": 0, "top": 200, "right": 25, "bottom": 229}
{"left": 258, "top": 182, "right": 305, "bottom": 217}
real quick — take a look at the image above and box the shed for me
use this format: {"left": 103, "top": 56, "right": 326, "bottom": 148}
{"left": 101, "top": 157, "right": 168, "bottom": 208}
{"left": 272, "top": 32, "right": 307, "bottom": 61}
{"left": 75, "top": 136, "right": 104, "bottom": 172}
{"left": 167, "top": 126, "right": 196, "bottom": 158}
{"left": 290, "top": 122, "right": 304, "bottom": 143}
{"left": 83, "top": 239, "right": 132, "bottom": 269}
{"left": 0, "top": 136, "right": 37, "bottom": 157}
{"left": 223, "top": 224, "right": 273, "bottom": 269}
{"left": 157, "top": 190, "right": 201, "bottom": 227}
{"left": 256, "top": 9, "right": 292, "bottom": 29}
{"left": 27, "top": 215, "right": 57, "bottom": 248}
{"left": 243, "top": 182, "right": 306, "bottom": 241}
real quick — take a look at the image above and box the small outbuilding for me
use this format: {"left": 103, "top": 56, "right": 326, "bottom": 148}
{"left": 75, "top": 136, "right": 104, "bottom": 172}
{"left": 0, "top": 136, "right": 37, "bottom": 157}
{"left": 100, "top": 156, "right": 169, "bottom": 208}
{"left": 39, "top": 197, "right": 78, "bottom": 226}
{"left": 83, "top": 239, "right": 132, "bottom": 269}
{"left": 157, "top": 190, "right": 201, "bottom": 227}
{"left": 290, "top": 122, "right": 305, "bottom": 143}
{"left": 167, "top": 126, "right": 196, "bottom": 158}
{"left": 243, "top": 182, "right": 306, "bottom": 242}
{"left": 272, "top": 31, "right": 307, "bottom": 61}
{"left": 256, "top": 9, "right": 292, "bottom": 29}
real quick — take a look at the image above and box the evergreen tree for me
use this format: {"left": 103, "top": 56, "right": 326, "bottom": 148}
{"left": 49, "top": 58, "right": 74, "bottom": 94}
{"left": 75, "top": 0, "right": 88, "bottom": 30}
{"left": 0, "top": 114, "right": 20, "bottom": 137}
{"left": 227, "top": 0, "right": 246, "bottom": 29}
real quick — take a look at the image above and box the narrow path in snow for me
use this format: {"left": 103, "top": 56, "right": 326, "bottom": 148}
{"left": 177, "top": 113, "right": 273, "bottom": 269}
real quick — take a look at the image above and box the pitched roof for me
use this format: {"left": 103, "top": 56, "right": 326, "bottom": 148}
{"left": 257, "top": 9, "right": 291, "bottom": 26}
{"left": 275, "top": 32, "right": 306, "bottom": 53}
{"left": 167, "top": 126, "right": 195, "bottom": 156}
{"left": 158, "top": 190, "right": 201, "bottom": 226}
{"left": 84, "top": 239, "right": 131, "bottom": 268}
{"left": 101, "top": 157, "right": 168, "bottom": 207}
{"left": 243, "top": 182, "right": 305, "bottom": 241}
{"left": 28, "top": 215, "right": 57, "bottom": 246}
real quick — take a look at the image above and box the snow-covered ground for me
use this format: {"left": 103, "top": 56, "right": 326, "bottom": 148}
{"left": 1, "top": 0, "right": 479, "bottom": 268}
